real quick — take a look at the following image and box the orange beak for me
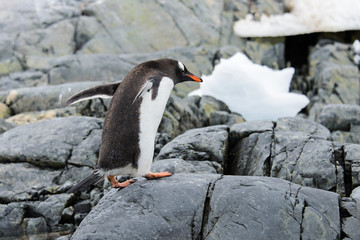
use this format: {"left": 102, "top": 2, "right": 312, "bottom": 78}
{"left": 187, "top": 74, "right": 203, "bottom": 82}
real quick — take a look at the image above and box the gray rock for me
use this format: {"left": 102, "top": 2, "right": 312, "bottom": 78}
{"left": 89, "top": 188, "right": 103, "bottom": 209}
{"left": 61, "top": 206, "right": 74, "bottom": 223}
{"left": 276, "top": 117, "right": 330, "bottom": 139}
{"left": 344, "top": 144, "right": 360, "bottom": 189}
{"left": 309, "top": 42, "right": 360, "bottom": 107}
{"left": 229, "top": 120, "right": 274, "bottom": 140}
{"left": 203, "top": 176, "right": 340, "bottom": 240}
{"left": 151, "top": 158, "right": 219, "bottom": 174}
{"left": 159, "top": 95, "right": 228, "bottom": 138}
{"left": 227, "top": 120, "right": 274, "bottom": 175}
{"left": 156, "top": 125, "right": 229, "bottom": 165}
{"left": 200, "top": 95, "right": 230, "bottom": 118}
{"left": 28, "top": 193, "right": 74, "bottom": 226}
{"left": 24, "top": 217, "right": 48, "bottom": 235}
{"left": 81, "top": 0, "right": 223, "bottom": 54}
{"left": 71, "top": 174, "right": 220, "bottom": 240}
{"left": 159, "top": 95, "right": 204, "bottom": 138}
{"left": 74, "top": 200, "right": 92, "bottom": 214}
{"left": 0, "top": 102, "right": 12, "bottom": 119}
{"left": 0, "top": 70, "right": 47, "bottom": 92}
{"left": 228, "top": 117, "right": 344, "bottom": 194}
{"left": 0, "top": 117, "right": 102, "bottom": 169}
{"left": 331, "top": 129, "right": 360, "bottom": 144}
{"left": 71, "top": 174, "right": 341, "bottom": 240}
{"left": 118, "top": 46, "right": 214, "bottom": 77}
{"left": 69, "top": 129, "right": 101, "bottom": 168}
{"left": 318, "top": 104, "right": 360, "bottom": 131}
{"left": 57, "top": 166, "right": 94, "bottom": 188}
{"left": 341, "top": 196, "right": 360, "bottom": 239}
{"left": 243, "top": 38, "right": 286, "bottom": 69}
{"left": 229, "top": 129, "right": 273, "bottom": 176}
{"left": 47, "top": 54, "right": 132, "bottom": 85}
{"left": 56, "top": 234, "right": 72, "bottom": 240}
{"left": 0, "top": 202, "right": 26, "bottom": 238}
{"left": 154, "top": 132, "right": 171, "bottom": 158}
{"left": 271, "top": 133, "right": 340, "bottom": 192}
{"left": 0, "top": 118, "right": 16, "bottom": 134}
{"left": 0, "top": 163, "right": 60, "bottom": 203}
{"left": 209, "top": 110, "right": 245, "bottom": 127}
{"left": 5, "top": 107, "right": 78, "bottom": 125}
{"left": 4, "top": 81, "right": 104, "bottom": 114}
{"left": 15, "top": 20, "right": 76, "bottom": 57}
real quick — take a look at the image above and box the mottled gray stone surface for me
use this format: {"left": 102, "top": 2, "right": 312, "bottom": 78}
{"left": 156, "top": 125, "right": 229, "bottom": 164}
{"left": 0, "top": 117, "right": 102, "bottom": 168}
{"left": 71, "top": 174, "right": 341, "bottom": 240}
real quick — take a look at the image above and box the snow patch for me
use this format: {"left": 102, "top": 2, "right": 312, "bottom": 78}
{"left": 189, "top": 52, "right": 309, "bottom": 121}
{"left": 234, "top": 0, "right": 360, "bottom": 37}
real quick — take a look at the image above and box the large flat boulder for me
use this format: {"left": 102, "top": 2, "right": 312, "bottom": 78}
{"left": 0, "top": 116, "right": 102, "bottom": 168}
{"left": 71, "top": 174, "right": 341, "bottom": 240}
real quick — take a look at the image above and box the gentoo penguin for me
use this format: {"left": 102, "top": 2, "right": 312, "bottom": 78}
{"left": 66, "top": 59, "right": 202, "bottom": 193}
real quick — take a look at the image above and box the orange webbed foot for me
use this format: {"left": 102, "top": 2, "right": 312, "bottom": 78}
{"left": 107, "top": 175, "right": 136, "bottom": 188}
{"left": 145, "top": 171, "right": 173, "bottom": 180}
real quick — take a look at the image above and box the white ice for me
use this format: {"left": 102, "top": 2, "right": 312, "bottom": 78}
{"left": 234, "top": 0, "right": 360, "bottom": 37}
{"left": 189, "top": 52, "right": 309, "bottom": 121}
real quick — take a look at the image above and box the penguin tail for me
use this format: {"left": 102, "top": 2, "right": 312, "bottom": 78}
{"left": 67, "top": 171, "right": 105, "bottom": 193}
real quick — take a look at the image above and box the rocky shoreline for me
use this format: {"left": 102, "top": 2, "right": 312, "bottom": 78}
{"left": 0, "top": 0, "right": 360, "bottom": 239}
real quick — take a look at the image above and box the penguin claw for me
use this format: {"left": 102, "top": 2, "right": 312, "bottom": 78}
{"left": 145, "top": 171, "right": 173, "bottom": 180}
{"left": 108, "top": 176, "right": 136, "bottom": 188}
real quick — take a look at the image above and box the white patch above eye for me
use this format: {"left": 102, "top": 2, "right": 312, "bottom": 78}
{"left": 178, "top": 61, "right": 185, "bottom": 71}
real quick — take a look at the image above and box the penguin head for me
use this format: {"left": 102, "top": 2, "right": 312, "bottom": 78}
{"left": 174, "top": 60, "right": 203, "bottom": 84}
{"left": 144, "top": 59, "right": 203, "bottom": 85}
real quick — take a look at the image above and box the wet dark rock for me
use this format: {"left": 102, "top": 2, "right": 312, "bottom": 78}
{"left": 71, "top": 174, "right": 340, "bottom": 240}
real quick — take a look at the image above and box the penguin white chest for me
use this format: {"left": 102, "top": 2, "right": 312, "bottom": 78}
{"left": 136, "top": 77, "right": 174, "bottom": 176}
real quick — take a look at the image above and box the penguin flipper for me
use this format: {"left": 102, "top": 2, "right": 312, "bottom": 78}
{"left": 65, "top": 82, "right": 121, "bottom": 106}
{"left": 132, "top": 80, "right": 154, "bottom": 105}
{"left": 66, "top": 171, "right": 105, "bottom": 193}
